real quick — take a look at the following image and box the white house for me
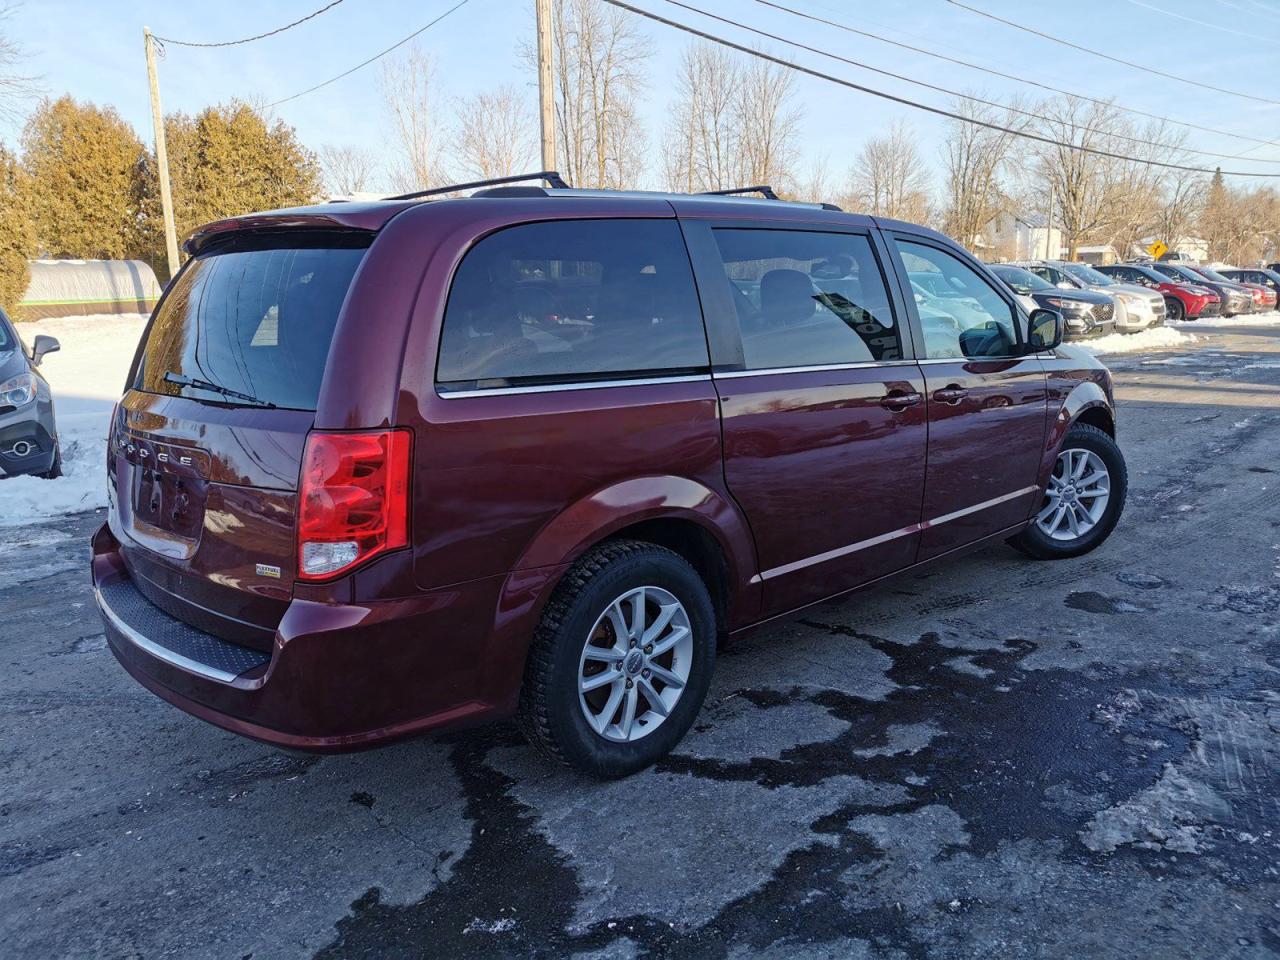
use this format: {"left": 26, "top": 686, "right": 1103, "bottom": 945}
{"left": 984, "top": 212, "right": 1062, "bottom": 262}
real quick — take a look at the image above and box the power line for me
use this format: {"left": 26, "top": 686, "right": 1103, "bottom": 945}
{"left": 600, "top": 0, "right": 1280, "bottom": 178}
{"left": 1125, "top": 0, "right": 1280, "bottom": 42}
{"left": 946, "top": 0, "right": 1280, "bottom": 106}
{"left": 154, "top": 0, "right": 347, "bottom": 49}
{"left": 666, "top": 0, "right": 1280, "bottom": 165}
{"left": 266, "top": 0, "right": 471, "bottom": 108}
{"left": 751, "top": 0, "right": 1280, "bottom": 152}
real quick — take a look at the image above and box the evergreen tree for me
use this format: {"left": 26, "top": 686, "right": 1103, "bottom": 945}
{"left": 20, "top": 96, "right": 148, "bottom": 261}
{"left": 0, "top": 145, "right": 36, "bottom": 312}
{"left": 138, "top": 101, "right": 322, "bottom": 277}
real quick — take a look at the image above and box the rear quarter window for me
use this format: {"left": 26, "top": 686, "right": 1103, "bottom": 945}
{"left": 436, "top": 219, "right": 709, "bottom": 391}
{"left": 134, "top": 234, "right": 369, "bottom": 411}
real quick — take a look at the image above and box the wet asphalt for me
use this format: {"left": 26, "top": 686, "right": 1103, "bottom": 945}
{"left": 2, "top": 322, "right": 1278, "bottom": 959}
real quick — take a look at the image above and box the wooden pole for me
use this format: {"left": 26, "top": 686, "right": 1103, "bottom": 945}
{"left": 535, "top": 0, "right": 556, "bottom": 174}
{"left": 144, "top": 28, "right": 180, "bottom": 279}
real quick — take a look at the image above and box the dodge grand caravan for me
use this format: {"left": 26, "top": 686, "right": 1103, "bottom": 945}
{"left": 94, "top": 175, "right": 1126, "bottom": 777}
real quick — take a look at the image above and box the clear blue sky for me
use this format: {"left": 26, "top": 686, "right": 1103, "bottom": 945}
{"left": 4, "top": 0, "right": 1279, "bottom": 195}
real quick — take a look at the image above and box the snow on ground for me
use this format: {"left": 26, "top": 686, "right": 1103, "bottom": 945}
{"left": 0, "top": 314, "right": 147, "bottom": 527}
{"left": 1181, "top": 310, "right": 1280, "bottom": 328}
{"left": 1076, "top": 325, "right": 1197, "bottom": 356}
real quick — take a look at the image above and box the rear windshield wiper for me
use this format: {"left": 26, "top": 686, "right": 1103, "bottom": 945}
{"left": 163, "top": 372, "right": 277, "bottom": 408}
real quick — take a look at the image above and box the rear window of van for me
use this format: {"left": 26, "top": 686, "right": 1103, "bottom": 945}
{"left": 134, "top": 233, "right": 369, "bottom": 411}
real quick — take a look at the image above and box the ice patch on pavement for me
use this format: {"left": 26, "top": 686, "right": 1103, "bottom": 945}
{"left": 1076, "top": 326, "right": 1196, "bottom": 355}
{"left": 1079, "top": 762, "right": 1231, "bottom": 854}
{"left": 0, "top": 314, "right": 147, "bottom": 527}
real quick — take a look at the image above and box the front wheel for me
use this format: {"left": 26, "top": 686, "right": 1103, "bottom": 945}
{"left": 1011, "top": 424, "right": 1127, "bottom": 560}
{"left": 1165, "top": 297, "right": 1185, "bottom": 323}
{"left": 518, "top": 540, "right": 716, "bottom": 778}
{"left": 40, "top": 441, "right": 62, "bottom": 480}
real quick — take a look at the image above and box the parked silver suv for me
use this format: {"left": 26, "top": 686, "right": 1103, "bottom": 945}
{"left": 0, "top": 308, "right": 61, "bottom": 478}
{"left": 1016, "top": 260, "right": 1166, "bottom": 333}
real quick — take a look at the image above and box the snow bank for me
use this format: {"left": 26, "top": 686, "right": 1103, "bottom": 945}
{"left": 1076, "top": 326, "right": 1197, "bottom": 355}
{"left": 1182, "top": 310, "right": 1280, "bottom": 328}
{"left": 0, "top": 314, "right": 147, "bottom": 527}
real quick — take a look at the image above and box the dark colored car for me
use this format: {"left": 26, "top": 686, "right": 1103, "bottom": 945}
{"left": 1095, "top": 263, "right": 1219, "bottom": 322}
{"left": 1195, "top": 265, "right": 1277, "bottom": 311}
{"left": 0, "top": 307, "right": 61, "bottom": 478}
{"left": 1149, "top": 262, "right": 1251, "bottom": 316}
{"left": 1219, "top": 266, "right": 1280, "bottom": 308}
{"left": 988, "top": 264, "right": 1117, "bottom": 339}
{"left": 93, "top": 176, "right": 1128, "bottom": 777}
{"left": 1014, "top": 260, "right": 1165, "bottom": 332}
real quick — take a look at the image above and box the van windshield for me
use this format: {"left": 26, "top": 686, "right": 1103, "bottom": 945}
{"left": 134, "top": 234, "right": 369, "bottom": 411}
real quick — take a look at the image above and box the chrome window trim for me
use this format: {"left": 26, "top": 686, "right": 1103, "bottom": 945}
{"left": 436, "top": 373, "right": 712, "bottom": 399}
{"left": 751, "top": 485, "right": 1041, "bottom": 583}
{"left": 94, "top": 585, "right": 240, "bottom": 684}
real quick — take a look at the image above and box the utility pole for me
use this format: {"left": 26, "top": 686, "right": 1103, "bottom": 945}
{"left": 144, "top": 27, "right": 180, "bottom": 279}
{"left": 535, "top": 0, "right": 556, "bottom": 173}
{"left": 1045, "top": 184, "right": 1056, "bottom": 260}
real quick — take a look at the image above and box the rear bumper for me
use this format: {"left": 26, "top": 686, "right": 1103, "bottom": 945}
{"left": 93, "top": 523, "right": 523, "bottom": 751}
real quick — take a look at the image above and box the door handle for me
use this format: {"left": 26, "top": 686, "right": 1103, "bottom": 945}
{"left": 932, "top": 385, "right": 968, "bottom": 405}
{"left": 880, "top": 390, "right": 923, "bottom": 412}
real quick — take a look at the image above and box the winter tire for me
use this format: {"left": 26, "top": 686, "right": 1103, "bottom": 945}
{"left": 1010, "top": 423, "right": 1126, "bottom": 560}
{"left": 517, "top": 539, "right": 716, "bottom": 778}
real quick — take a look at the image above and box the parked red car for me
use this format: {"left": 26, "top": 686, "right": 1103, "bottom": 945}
{"left": 1094, "top": 263, "right": 1220, "bottom": 321}
{"left": 93, "top": 175, "right": 1127, "bottom": 776}
{"left": 1185, "top": 264, "right": 1275, "bottom": 310}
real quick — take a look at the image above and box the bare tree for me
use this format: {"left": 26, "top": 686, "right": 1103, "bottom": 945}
{"left": 847, "top": 121, "right": 932, "bottom": 223}
{"left": 791, "top": 154, "right": 832, "bottom": 204}
{"left": 1029, "top": 96, "right": 1128, "bottom": 260}
{"left": 940, "top": 97, "right": 1023, "bottom": 248}
{"left": 731, "top": 57, "right": 801, "bottom": 191}
{"left": 319, "top": 144, "right": 377, "bottom": 195}
{"left": 539, "top": 0, "right": 651, "bottom": 188}
{"left": 1152, "top": 166, "right": 1204, "bottom": 252}
{"left": 663, "top": 42, "right": 738, "bottom": 192}
{"left": 381, "top": 45, "right": 444, "bottom": 193}
{"left": 452, "top": 85, "right": 537, "bottom": 181}
{"left": 1105, "top": 122, "right": 1190, "bottom": 259}
{"left": 0, "top": 3, "right": 37, "bottom": 126}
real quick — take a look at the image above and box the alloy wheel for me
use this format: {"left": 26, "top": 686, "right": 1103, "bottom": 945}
{"left": 1035, "top": 448, "right": 1111, "bottom": 542}
{"left": 578, "top": 586, "right": 693, "bottom": 743}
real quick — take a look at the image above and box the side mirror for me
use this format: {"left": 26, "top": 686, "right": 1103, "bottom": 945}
{"left": 1026, "top": 309, "right": 1063, "bottom": 352}
{"left": 31, "top": 335, "right": 60, "bottom": 366}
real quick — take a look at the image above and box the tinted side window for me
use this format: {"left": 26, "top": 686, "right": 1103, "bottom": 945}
{"left": 436, "top": 220, "right": 708, "bottom": 390}
{"left": 896, "top": 240, "right": 1018, "bottom": 360}
{"left": 707, "top": 229, "right": 903, "bottom": 369}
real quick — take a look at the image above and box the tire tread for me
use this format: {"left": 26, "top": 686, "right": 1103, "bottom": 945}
{"left": 516, "top": 538, "right": 697, "bottom": 768}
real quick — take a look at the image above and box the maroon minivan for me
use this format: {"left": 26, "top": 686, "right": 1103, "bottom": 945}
{"left": 93, "top": 176, "right": 1126, "bottom": 777}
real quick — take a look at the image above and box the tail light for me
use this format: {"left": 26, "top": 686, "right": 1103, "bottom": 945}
{"left": 297, "top": 430, "right": 412, "bottom": 580}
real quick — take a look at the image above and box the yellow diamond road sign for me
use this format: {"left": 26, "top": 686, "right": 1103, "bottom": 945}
{"left": 1147, "top": 240, "right": 1169, "bottom": 260}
